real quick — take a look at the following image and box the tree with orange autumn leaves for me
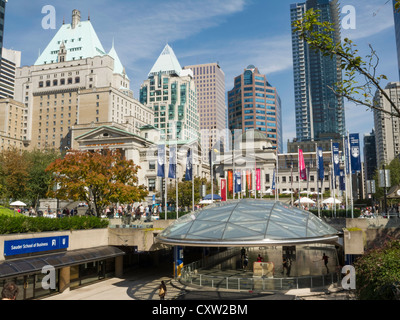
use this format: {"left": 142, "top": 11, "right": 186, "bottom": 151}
{"left": 46, "top": 149, "right": 148, "bottom": 217}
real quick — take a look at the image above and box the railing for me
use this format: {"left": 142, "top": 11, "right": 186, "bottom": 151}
{"left": 181, "top": 270, "right": 340, "bottom": 292}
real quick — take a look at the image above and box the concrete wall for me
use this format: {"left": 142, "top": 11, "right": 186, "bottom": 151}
{"left": 108, "top": 220, "right": 174, "bottom": 252}
{"left": 344, "top": 218, "right": 400, "bottom": 254}
{"left": 0, "top": 229, "right": 109, "bottom": 261}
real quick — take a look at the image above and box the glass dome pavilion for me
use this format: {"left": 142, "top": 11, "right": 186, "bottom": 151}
{"left": 157, "top": 199, "right": 339, "bottom": 247}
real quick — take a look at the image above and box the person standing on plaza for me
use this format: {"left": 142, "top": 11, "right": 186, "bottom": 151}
{"left": 322, "top": 253, "right": 329, "bottom": 273}
{"left": 159, "top": 281, "right": 167, "bottom": 300}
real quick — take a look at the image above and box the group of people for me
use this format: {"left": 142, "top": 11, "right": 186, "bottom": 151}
{"left": 104, "top": 203, "right": 161, "bottom": 222}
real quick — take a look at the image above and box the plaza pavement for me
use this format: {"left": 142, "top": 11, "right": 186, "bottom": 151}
{"left": 43, "top": 265, "right": 352, "bottom": 301}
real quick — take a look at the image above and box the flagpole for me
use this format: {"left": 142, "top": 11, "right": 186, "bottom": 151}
{"left": 176, "top": 144, "right": 178, "bottom": 220}
{"left": 298, "top": 146, "right": 301, "bottom": 207}
{"left": 192, "top": 147, "right": 194, "bottom": 212}
{"left": 316, "top": 143, "right": 320, "bottom": 218}
{"left": 211, "top": 150, "right": 213, "bottom": 203}
{"left": 348, "top": 131, "right": 354, "bottom": 218}
{"left": 276, "top": 149, "right": 279, "bottom": 201}
{"left": 343, "top": 135, "right": 348, "bottom": 215}
{"left": 165, "top": 143, "right": 168, "bottom": 220}
{"left": 291, "top": 163, "right": 294, "bottom": 206}
{"left": 331, "top": 139, "right": 336, "bottom": 218}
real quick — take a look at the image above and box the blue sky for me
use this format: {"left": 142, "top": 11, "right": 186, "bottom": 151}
{"left": 3, "top": 0, "right": 398, "bottom": 153}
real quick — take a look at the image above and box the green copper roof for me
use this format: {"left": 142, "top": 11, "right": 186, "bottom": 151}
{"left": 149, "top": 44, "right": 182, "bottom": 77}
{"left": 35, "top": 20, "right": 106, "bottom": 65}
{"left": 108, "top": 41, "right": 129, "bottom": 80}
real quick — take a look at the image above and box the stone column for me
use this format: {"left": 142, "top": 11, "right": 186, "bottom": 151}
{"left": 59, "top": 267, "right": 70, "bottom": 293}
{"left": 115, "top": 255, "right": 124, "bottom": 278}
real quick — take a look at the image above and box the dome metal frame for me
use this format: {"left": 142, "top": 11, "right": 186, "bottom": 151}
{"left": 156, "top": 199, "right": 339, "bottom": 247}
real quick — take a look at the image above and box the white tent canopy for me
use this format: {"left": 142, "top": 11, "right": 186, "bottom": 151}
{"left": 10, "top": 201, "right": 26, "bottom": 206}
{"left": 281, "top": 190, "right": 294, "bottom": 194}
{"left": 294, "top": 197, "right": 315, "bottom": 204}
{"left": 322, "top": 197, "right": 341, "bottom": 204}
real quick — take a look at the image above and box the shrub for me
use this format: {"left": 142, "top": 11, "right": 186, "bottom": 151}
{"left": 0, "top": 215, "right": 109, "bottom": 234}
{"left": 354, "top": 240, "right": 400, "bottom": 300}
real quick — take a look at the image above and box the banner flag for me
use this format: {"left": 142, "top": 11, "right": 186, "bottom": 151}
{"left": 221, "top": 179, "right": 227, "bottom": 201}
{"left": 235, "top": 171, "right": 242, "bottom": 193}
{"left": 185, "top": 149, "right": 192, "bottom": 181}
{"left": 299, "top": 149, "right": 307, "bottom": 180}
{"left": 246, "top": 170, "right": 252, "bottom": 190}
{"left": 317, "top": 147, "right": 324, "bottom": 180}
{"left": 332, "top": 143, "right": 340, "bottom": 176}
{"left": 157, "top": 144, "right": 165, "bottom": 178}
{"left": 228, "top": 170, "right": 233, "bottom": 193}
{"left": 349, "top": 133, "right": 361, "bottom": 172}
{"left": 271, "top": 169, "right": 276, "bottom": 190}
{"left": 168, "top": 145, "right": 176, "bottom": 179}
{"left": 339, "top": 170, "right": 345, "bottom": 191}
{"left": 256, "top": 168, "right": 261, "bottom": 191}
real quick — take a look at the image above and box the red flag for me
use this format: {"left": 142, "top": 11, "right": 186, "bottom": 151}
{"left": 256, "top": 169, "right": 261, "bottom": 191}
{"left": 228, "top": 171, "right": 233, "bottom": 193}
{"left": 221, "top": 179, "right": 227, "bottom": 201}
{"left": 299, "top": 149, "right": 307, "bottom": 180}
{"left": 246, "top": 170, "right": 252, "bottom": 190}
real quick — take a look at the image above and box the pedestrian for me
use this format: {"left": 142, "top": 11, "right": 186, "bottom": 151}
{"left": 322, "top": 253, "right": 329, "bottom": 273}
{"left": 243, "top": 255, "right": 249, "bottom": 271}
{"left": 159, "top": 281, "right": 167, "bottom": 300}
{"left": 1, "top": 282, "right": 19, "bottom": 300}
{"left": 257, "top": 254, "right": 264, "bottom": 262}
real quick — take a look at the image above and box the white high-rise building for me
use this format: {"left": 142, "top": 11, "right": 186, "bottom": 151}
{"left": 183, "top": 63, "right": 226, "bottom": 160}
{"left": 290, "top": 0, "right": 345, "bottom": 142}
{"left": 140, "top": 44, "right": 199, "bottom": 143}
{"left": 373, "top": 82, "right": 400, "bottom": 168}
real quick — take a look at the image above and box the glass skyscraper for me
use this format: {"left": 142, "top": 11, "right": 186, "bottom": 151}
{"left": 290, "top": 0, "right": 345, "bottom": 142}
{"left": 227, "top": 65, "right": 282, "bottom": 152}
{"left": 0, "top": 0, "right": 6, "bottom": 56}
{"left": 393, "top": 0, "right": 400, "bottom": 80}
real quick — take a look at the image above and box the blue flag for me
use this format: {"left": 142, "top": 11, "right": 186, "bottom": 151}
{"left": 271, "top": 168, "right": 276, "bottom": 190}
{"left": 344, "top": 137, "right": 350, "bottom": 174}
{"left": 185, "top": 149, "right": 192, "bottom": 181}
{"left": 339, "top": 170, "right": 345, "bottom": 191}
{"left": 234, "top": 171, "right": 242, "bottom": 193}
{"left": 317, "top": 147, "right": 324, "bottom": 181}
{"left": 157, "top": 144, "right": 165, "bottom": 178}
{"left": 332, "top": 143, "right": 340, "bottom": 176}
{"left": 168, "top": 146, "right": 177, "bottom": 179}
{"left": 349, "top": 133, "right": 361, "bottom": 172}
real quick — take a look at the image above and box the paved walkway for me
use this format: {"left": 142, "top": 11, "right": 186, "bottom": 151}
{"left": 44, "top": 265, "right": 352, "bottom": 300}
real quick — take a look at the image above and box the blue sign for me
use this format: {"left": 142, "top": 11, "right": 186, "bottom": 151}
{"left": 4, "top": 236, "right": 69, "bottom": 257}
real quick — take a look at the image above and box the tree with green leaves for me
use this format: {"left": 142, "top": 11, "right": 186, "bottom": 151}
{"left": 46, "top": 149, "right": 148, "bottom": 217}
{"left": 0, "top": 148, "right": 29, "bottom": 203}
{"left": 24, "top": 148, "right": 60, "bottom": 208}
{"left": 292, "top": 3, "right": 400, "bottom": 118}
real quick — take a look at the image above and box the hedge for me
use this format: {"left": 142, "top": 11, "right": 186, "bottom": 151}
{"left": 0, "top": 215, "right": 110, "bottom": 234}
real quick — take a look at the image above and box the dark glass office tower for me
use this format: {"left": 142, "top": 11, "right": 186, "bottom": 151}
{"left": 0, "top": 0, "right": 6, "bottom": 56}
{"left": 394, "top": 0, "right": 400, "bottom": 80}
{"left": 227, "top": 65, "right": 283, "bottom": 152}
{"left": 290, "top": 0, "right": 345, "bottom": 142}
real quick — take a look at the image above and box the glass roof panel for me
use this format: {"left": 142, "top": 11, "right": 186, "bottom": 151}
{"left": 157, "top": 199, "right": 338, "bottom": 245}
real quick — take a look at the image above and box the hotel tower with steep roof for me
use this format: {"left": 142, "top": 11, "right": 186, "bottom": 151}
{"left": 14, "top": 9, "right": 154, "bottom": 151}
